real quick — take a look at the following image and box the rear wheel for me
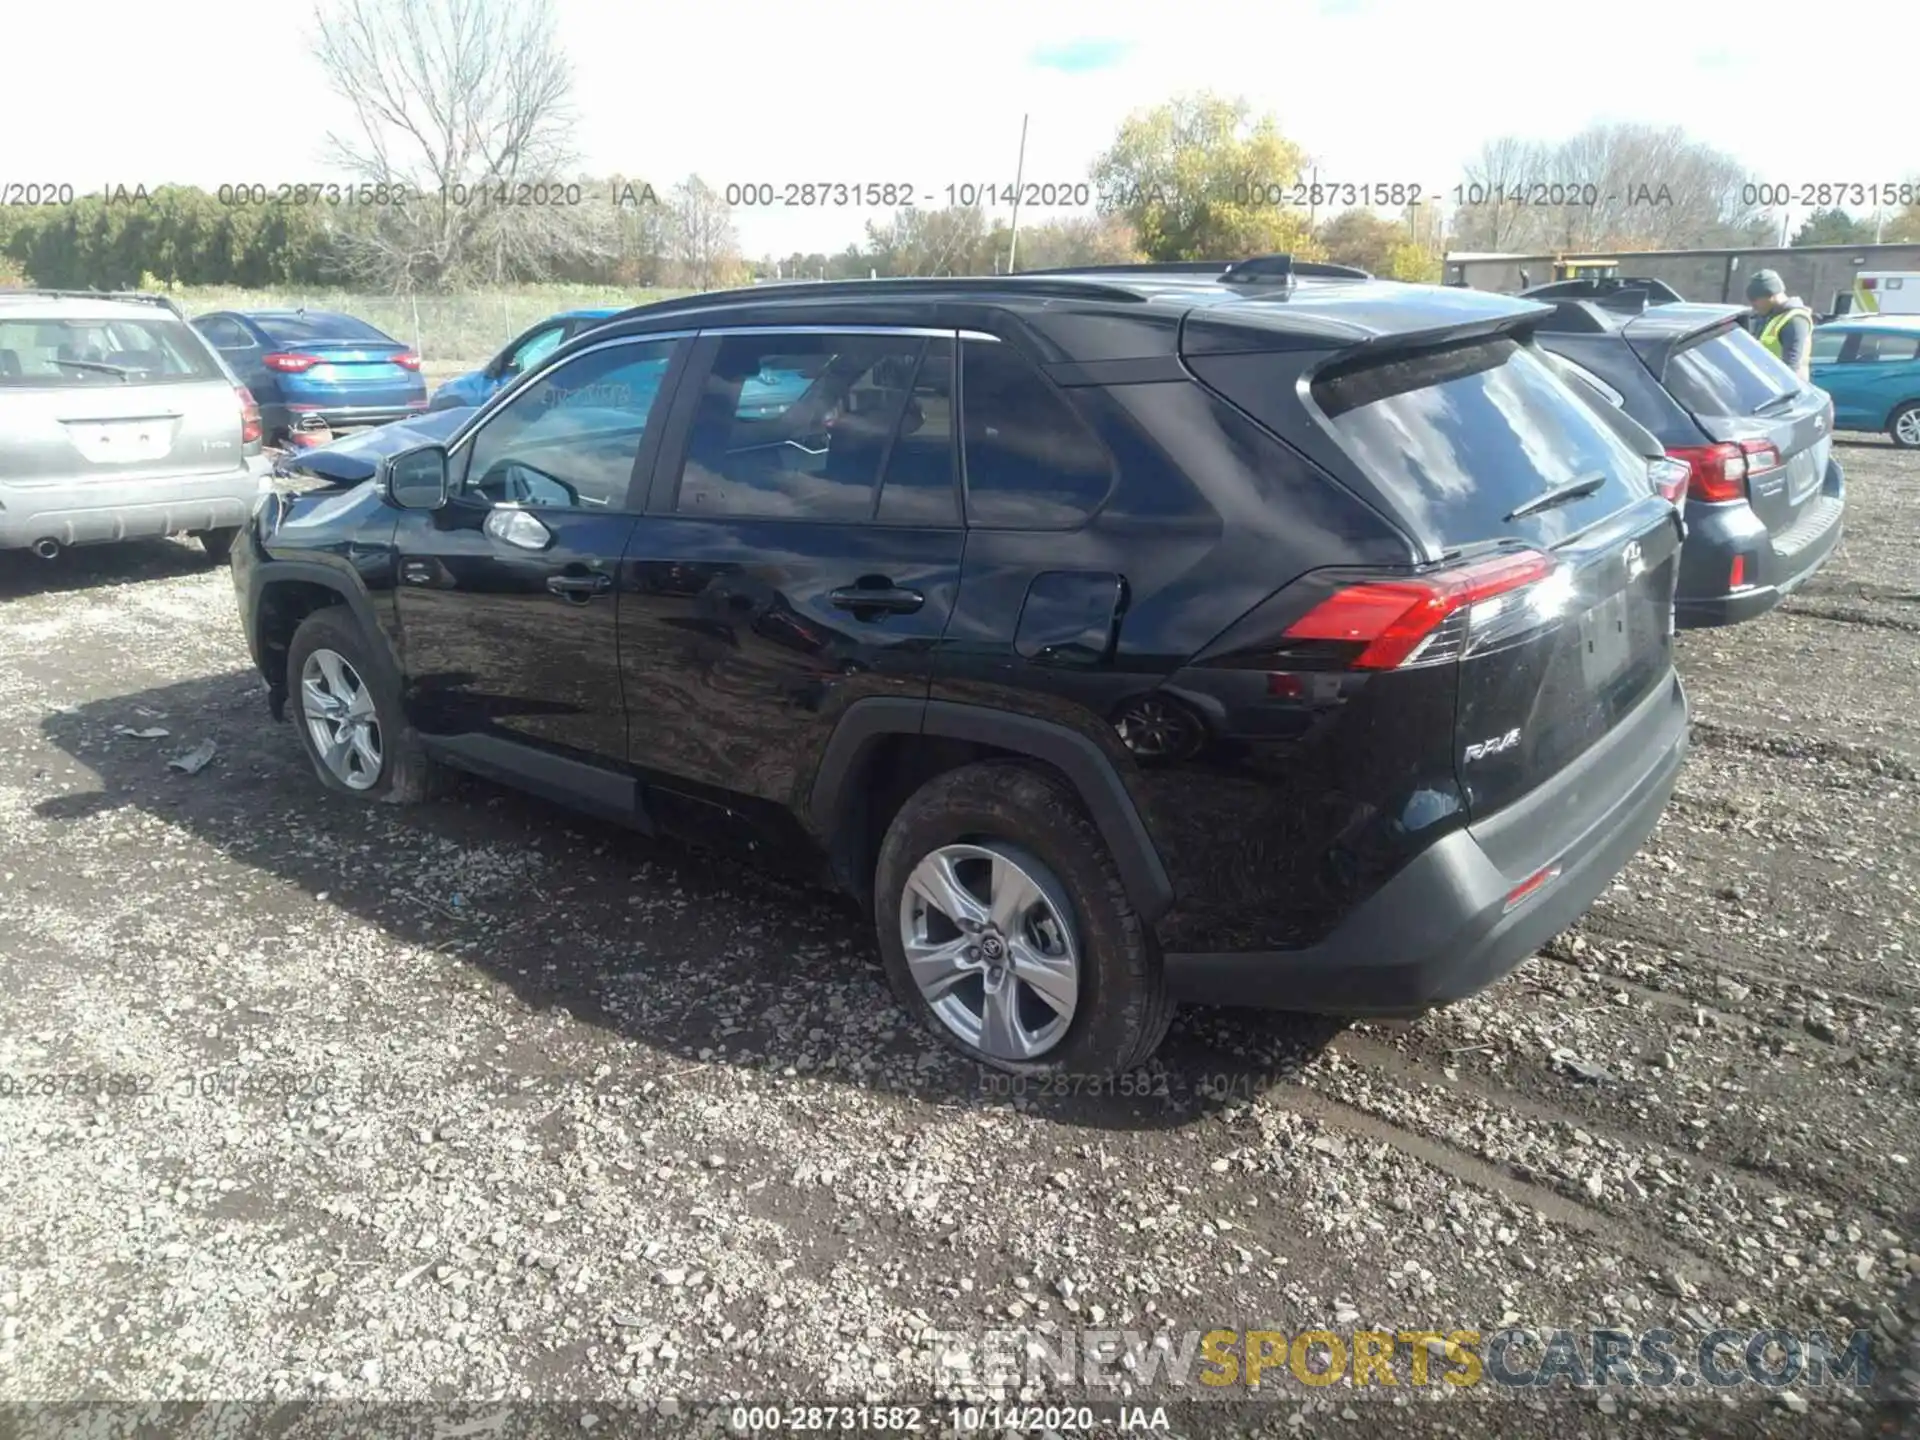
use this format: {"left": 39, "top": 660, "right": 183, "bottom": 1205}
{"left": 287, "top": 607, "right": 443, "bottom": 805}
{"left": 196, "top": 527, "right": 238, "bottom": 563}
{"left": 873, "top": 761, "right": 1171, "bottom": 1077}
{"left": 1890, "top": 403, "right": 1920, "bottom": 450}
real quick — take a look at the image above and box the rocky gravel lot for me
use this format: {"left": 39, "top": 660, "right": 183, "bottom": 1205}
{"left": 0, "top": 442, "right": 1916, "bottom": 1439}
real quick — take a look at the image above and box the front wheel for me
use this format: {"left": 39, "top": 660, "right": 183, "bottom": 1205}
{"left": 873, "top": 761, "right": 1172, "bottom": 1077}
{"left": 286, "top": 607, "right": 444, "bottom": 805}
{"left": 1890, "top": 402, "right": 1920, "bottom": 450}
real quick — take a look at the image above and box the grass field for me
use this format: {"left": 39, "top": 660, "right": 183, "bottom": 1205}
{"left": 163, "top": 284, "right": 692, "bottom": 373}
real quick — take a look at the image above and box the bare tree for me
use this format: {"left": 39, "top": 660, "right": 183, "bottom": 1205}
{"left": 1452, "top": 137, "right": 1552, "bottom": 252}
{"left": 311, "top": 0, "right": 604, "bottom": 289}
{"left": 666, "top": 178, "right": 740, "bottom": 290}
{"left": 1450, "top": 125, "right": 1763, "bottom": 258}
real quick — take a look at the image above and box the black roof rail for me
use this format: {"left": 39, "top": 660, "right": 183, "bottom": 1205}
{"left": 609, "top": 274, "right": 1149, "bottom": 323}
{"left": 0, "top": 287, "right": 185, "bottom": 316}
{"left": 1018, "top": 255, "right": 1374, "bottom": 283}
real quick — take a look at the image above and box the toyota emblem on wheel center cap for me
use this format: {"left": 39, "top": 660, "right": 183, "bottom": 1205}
{"left": 980, "top": 934, "right": 1006, "bottom": 961}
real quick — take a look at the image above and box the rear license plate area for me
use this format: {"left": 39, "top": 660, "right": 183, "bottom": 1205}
{"left": 65, "top": 418, "right": 173, "bottom": 464}
{"left": 1786, "top": 441, "right": 1825, "bottom": 504}
{"left": 1580, "top": 590, "right": 1633, "bottom": 687}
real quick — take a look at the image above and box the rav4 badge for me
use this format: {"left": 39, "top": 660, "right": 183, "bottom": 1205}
{"left": 1464, "top": 728, "right": 1522, "bottom": 763}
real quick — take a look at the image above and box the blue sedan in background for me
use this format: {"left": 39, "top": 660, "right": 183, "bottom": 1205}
{"left": 429, "top": 307, "right": 623, "bottom": 410}
{"left": 1810, "top": 315, "right": 1920, "bottom": 449}
{"left": 192, "top": 309, "right": 427, "bottom": 442}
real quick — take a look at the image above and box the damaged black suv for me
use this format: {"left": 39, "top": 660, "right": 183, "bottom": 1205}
{"left": 232, "top": 257, "right": 1689, "bottom": 1075}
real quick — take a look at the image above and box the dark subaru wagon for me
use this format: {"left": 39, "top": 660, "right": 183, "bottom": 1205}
{"left": 231, "top": 258, "right": 1690, "bottom": 1076}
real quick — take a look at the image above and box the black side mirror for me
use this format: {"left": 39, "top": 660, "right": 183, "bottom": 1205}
{"left": 383, "top": 443, "right": 450, "bottom": 510}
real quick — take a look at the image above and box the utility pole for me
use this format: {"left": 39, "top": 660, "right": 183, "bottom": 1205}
{"left": 1006, "top": 114, "right": 1030, "bottom": 275}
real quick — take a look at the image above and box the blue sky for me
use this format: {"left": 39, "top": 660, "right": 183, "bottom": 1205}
{"left": 10, "top": 0, "right": 1913, "bottom": 257}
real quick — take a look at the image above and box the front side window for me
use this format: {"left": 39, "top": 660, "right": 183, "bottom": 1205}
{"left": 0, "top": 316, "right": 225, "bottom": 387}
{"left": 1809, "top": 331, "right": 1849, "bottom": 365}
{"left": 673, "top": 333, "right": 930, "bottom": 522}
{"left": 460, "top": 340, "right": 677, "bottom": 510}
{"left": 507, "top": 324, "right": 566, "bottom": 375}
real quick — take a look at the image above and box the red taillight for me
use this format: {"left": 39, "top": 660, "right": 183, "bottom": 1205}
{"left": 263, "top": 352, "right": 321, "bottom": 373}
{"left": 1739, "top": 439, "right": 1781, "bottom": 475}
{"left": 1648, "top": 457, "right": 1690, "bottom": 506}
{"left": 1729, "top": 555, "right": 1747, "bottom": 589}
{"left": 1283, "top": 550, "right": 1557, "bottom": 671}
{"left": 1665, "top": 442, "right": 1747, "bottom": 503}
{"left": 393, "top": 352, "right": 422, "bottom": 371}
{"left": 236, "top": 386, "right": 262, "bottom": 445}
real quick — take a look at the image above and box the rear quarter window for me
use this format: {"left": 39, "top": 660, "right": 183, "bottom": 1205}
{"left": 1659, "top": 326, "right": 1798, "bottom": 417}
{"left": 1309, "top": 337, "right": 1650, "bottom": 548}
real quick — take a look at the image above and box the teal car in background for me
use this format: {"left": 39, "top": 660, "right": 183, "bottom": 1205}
{"left": 428, "top": 307, "right": 623, "bottom": 410}
{"left": 1809, "top": 316, "right": 1920, "bottom": 449}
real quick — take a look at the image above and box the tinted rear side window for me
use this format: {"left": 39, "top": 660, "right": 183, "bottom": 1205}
{"left": 1658, "top": 326, "right": 1798, "bottom": 416}
{"left": 254, "top": 313, "right": 395, "bottom": 345}
{"left": 961, "top": 342, "right": 1114, "bottom": 529}
{"left": 1311, "top": 338, "right": 1648, "bottom": 548}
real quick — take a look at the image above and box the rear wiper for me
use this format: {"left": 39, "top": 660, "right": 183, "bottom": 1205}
{"left": 50, "top": 358, "right": 129, "bottom": 380}
{"left": 1506, "top": 471, "right": 1605, "bottom": 522}
{"left": 1751, "top": 391, "right": 1799, "bottom": 417}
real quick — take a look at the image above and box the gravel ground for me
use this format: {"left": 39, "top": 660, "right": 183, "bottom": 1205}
{"left": 1, "top": 441, "right": 1916, "bottom": 1439}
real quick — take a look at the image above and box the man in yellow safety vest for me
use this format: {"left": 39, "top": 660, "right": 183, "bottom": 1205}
{"left": 1746, "top": 269, "right": 1814, "bottom": 381}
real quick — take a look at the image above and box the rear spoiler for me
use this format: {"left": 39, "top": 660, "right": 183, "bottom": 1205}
{"left": 1182, "top": 299, "right": 1555, "bottom": 361}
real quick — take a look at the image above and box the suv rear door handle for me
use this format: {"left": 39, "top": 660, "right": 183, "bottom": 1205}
{"left": 829, "top": 584, "right": 924, "bottom": 615}
{"left": 547, "top": 572, "right": 613, "bottom": 599}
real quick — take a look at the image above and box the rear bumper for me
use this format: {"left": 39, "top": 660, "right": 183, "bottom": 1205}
{"left": 1674, "top": 461, "right": 1845, "bottom": 629}
{"left": 1163, "top": 671, "right": 1688, "bottom": 1016}
{"left": 271, "top": 400, "right": 429, "bottom": 430}
{"left": 0, "top": 459, "right": 271, "bottom": 549}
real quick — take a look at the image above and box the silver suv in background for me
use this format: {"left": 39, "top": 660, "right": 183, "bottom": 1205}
{"left": 0, "top": 291, "right": 270, "bottom": 562}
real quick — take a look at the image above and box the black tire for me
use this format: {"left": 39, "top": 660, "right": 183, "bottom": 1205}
{"left": 197, "top": 527, "right": 239, "bottom": 563}
{"left": 873, "top": 760, "right": 1172, "bottom": 1077}
{"left": 1890, "top": 402, "right": 1920, "bottom": 450}
{"left": 286, "top": 606, "right": 444, "bottom": 805}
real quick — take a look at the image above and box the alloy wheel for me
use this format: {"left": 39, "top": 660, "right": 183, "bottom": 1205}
{"left": 1896, "top": 409, "right": 1920, "bottom": 448}
{"left": 300, "top": 648, "right": 383, "bottom": 791}
{"left": 1115, "top": 695, "right": 1201, "bottom": 760}
{"left": 900, "top": 841, "right": 1080, "bottom": 1062}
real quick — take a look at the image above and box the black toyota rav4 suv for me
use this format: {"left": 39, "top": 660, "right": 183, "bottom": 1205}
{"left": 232, "top": 257, "right": 1690, "bottom": 1077}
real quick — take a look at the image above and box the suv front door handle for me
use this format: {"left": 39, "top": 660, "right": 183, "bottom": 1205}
{"left": 829, "top": 584, "right": 924, "bottom": 616}
{"left": 547, "top": 572, "right": 613, "bottom": 600}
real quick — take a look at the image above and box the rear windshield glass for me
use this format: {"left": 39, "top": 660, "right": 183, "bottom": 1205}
{"left": 1660, "top": 325, "right": 1798, "bottom": 417}
{"left": 0, "top": 316, "right": 224, "bottom": 386}
{"left": 1311, "top": 337, "right": 1649, "bottom": 548}
{"left": 254, "top": 313, "right": 395, "bottom": 345}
